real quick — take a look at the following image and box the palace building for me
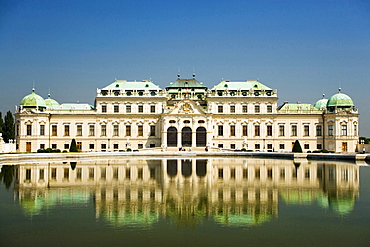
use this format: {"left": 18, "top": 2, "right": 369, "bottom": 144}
{"left": 15, "top": 75, "right": 359, "bottom": 153}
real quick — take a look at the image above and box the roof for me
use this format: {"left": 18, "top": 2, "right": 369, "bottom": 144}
{"left": 279, "top": 103, "right": 315, "bottom": 111}
{"left": 314, "top": 94, "right": 328, "bottom": 110}
{"left": 166, "top": 78, "right": 207, "bottom": 89}
{"left": 20, "top": 90, "right": 47, "bottom": 108}
{"left": 327, "top": 89, "right": 354, "bottom": 107}
{"left": 57, "top": 103, "right": 94, "bottom": 111}
{"left": 45, "top": 94, "right": 60, "bottom": 110}
{"left": 101, "top": 80, "right": 161, "bottom": 91}
{"left": 212, "top": 80, "right": 272, "bottom": 91}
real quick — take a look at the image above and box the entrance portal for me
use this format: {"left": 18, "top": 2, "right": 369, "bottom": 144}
{"left": 196, "top": 127, "right": 206, "bottom": 147}
{"left": 181, "top": 127, "right": 192, "bottom": 147}
{"left": 167, "top": 127, "right": 177, "bottom": 147}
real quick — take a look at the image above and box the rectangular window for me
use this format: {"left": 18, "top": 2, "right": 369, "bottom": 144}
{"left": 218, "top": 168, "right": 223, "bottom": 178}
{"left": 64, "top": 168, "right": 69, "bottom": 180}
{"left": 138, "top": 144, "right": 143, "bottom": 149}
{"left": 150, "top": 105, "right": 155, "bottom": 113}
{"left": 255, "top": 144, "right": 260, "bottom": 150}
{"left": 89, "top": 168, "right": 94, "bottom": 180}
{"left": 52, "top": 144, "right": 57, "bottom": 149}
{"left": 150, "top": 126, "right": 156, "bottom": 136}
{"left": 138, "top": 105, "right": 143, "bottom": 113}
{"left": 39, "top": 169, "right": 44, "bottom": 180}
{"left": 328, "top": 125, "right": 333, "bottom": 136}
{"left": 40, "top": 125, "right": 45, "bottom": 136}
{"left": 218, "top": 125, "right": 223, "bottom": 136}
{"left": 64, "top": 144, "right": 69, "bottom": 149}
{"left": 230, "top": 125, "right": 235, "bottom": 136}
{"left": 102, "top": 105, "right": 107, "bottom": 113}
{"left": 113, "top": 144, "right": 119, "bottom": 150}
{"left": 267, "top": 125, "right": 272, "bottom": 136}
{"left": 279, "top": 144, "right": 285, "bottom": 149}
{"left": 242, "top": 105, "right": 248, "bottom": 113}
{"left": 291, "top": 125, "right": 297, "bottom": 136}
{"left": 64, "top": 125, "right": 70, "bottom": 136}
{"left": 304, "top": 144, "right": 309, "bottom": 149}
{"left": 27, "top": 124, "right": 32, "bottom": 135}
{"left": 242, "top": 125, "right": 248, "bottom": 136}
{"left": 51, "top": 168, "right": 57, "bottom": 180}
{"left": 218, "top": 105, "right": 223, "bottom": 113}
{"left": 317, "top": 144, "right": 322, "bottom": 150}
{"left": 52, "top": 125, "right": 57, "bottom": 136}
{"left": 255, "top": 105, "right": 260, "bottom": 113}
{"left": 267, "top": 144, "right": 273, "bottom": 150}
{"left": 316, "top": 125, "right": 322, "bottom": 136}
{"left": 40, "top": 144, "right": 45, "bottom": 149}
{"left": 77, "top": 125, "right": 82, "bottom": 136}
{"left": 304, "top": 125, "right": 309, "bottom": 136}
{"left": 126, "top": 105, "right": 131, "bottom": 113}
{"left": 230, "top": 105, "right": 235, "bottom": 113}
{"left": 113, "top": 167, "right": 119, "bottom": 179}
{"left": 279, "top": 125, "right": 285, "bottom": 136}
{"left": 354, "top": 125, "right": 357, "bottom": 136}
{"left": 114, "top": 105, "right": 119, "bottom": 113}
{"left": 76, "top": 168, "right": 82, "bottom": 180}
{"left": 138, "top": 125, "right": 143, "bottom": 136}
{"left": 89, "top": 143, "right": 94, "bottom": 150}
{"left": 77, "top": 142, "right": 82, "bottom": 151}
{"left": 254, "top": 125, "right": 260, "bottom": 136}
{"left": 126, "top": 125, "right": 131, "bottom": 137}
{"left": 342, "top": 125, "right": 347, "bottom": 136}
{"left": 101, "top": 125, "right": 107, "bottom": 136}
{"left": 267, "top": 105, "right": 272, "bottom": 113}
{"left": 113, "top": 125, "right": 119, "bottom": 136}
{"left": 26, "top": 169, "right": 31, "bottom": 180}
{"left": 89, "top": 125, "right": 95, "bottom": 136}
{"left": 218, "top": 143, "right": 223, "bottom": 148}
{"left": 101, "top": 143, "right": 107, "bottom": 150}
{"left": 230, "top": 144, "right": 236, "bottom": 149}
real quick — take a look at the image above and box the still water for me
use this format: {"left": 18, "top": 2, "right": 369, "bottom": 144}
{"left": 1, "top": 157, "right": 370, "bottom": 247}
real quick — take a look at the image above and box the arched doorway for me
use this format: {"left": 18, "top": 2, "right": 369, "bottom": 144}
{"left": 181, "top": 127, "right": 192, "bottom": 147}
{"left": 196, "top": 127, "right": 207, "bottom": 147}
{"left": 181, "top": 159, "right": 192, "bottom": 177}
{"left": 167, "top": 160, "right": 178, "bottom": 177}
{"left": 167, "top": 127, "right": 177, "bottom": 147}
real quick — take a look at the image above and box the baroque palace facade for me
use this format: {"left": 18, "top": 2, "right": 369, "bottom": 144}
{"left": 15, "top": 75, "right": 359, "bottom": 153}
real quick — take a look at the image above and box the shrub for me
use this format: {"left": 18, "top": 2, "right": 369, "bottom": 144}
{"left": 292, "top": 140, "right": 302, "bottom": 153}
{"left": 69, "top": 139, "right": 78, "bottom": 152}
{"left": 241, "top": 148, "right": 247, "bottom": 152}
{"left": 126, "top": 148, "right": 132, "bottom": 152}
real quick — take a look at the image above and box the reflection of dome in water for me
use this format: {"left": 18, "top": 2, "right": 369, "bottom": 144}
{"left": 20, "top": 196, "right": 45, "bottom": 216}
{"left": 330, "top": 197, "right": 355, "bottom": 215}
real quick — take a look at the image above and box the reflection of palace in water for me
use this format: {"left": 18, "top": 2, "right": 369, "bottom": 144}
{"left": 13, "top": 158, "right": 359, "bottom": 227}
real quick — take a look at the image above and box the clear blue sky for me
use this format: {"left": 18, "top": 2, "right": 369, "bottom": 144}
{"left": 1, "top": 0, "right": 369, "bottom": 135}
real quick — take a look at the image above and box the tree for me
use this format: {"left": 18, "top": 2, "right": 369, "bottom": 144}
{"left": 69, "top": 139, "right": 78, "bottom": 152}
{"left": 3, "top": 111, "right": 14, "bottom": 143}
{"left": 360, "top": 137, "right": 370, "bottom": 144}
{"left": 0, "top": 112, "right": 3, "bottom": 137}
{"left": 292, "top": 140, "right": 302, "bottom": 153}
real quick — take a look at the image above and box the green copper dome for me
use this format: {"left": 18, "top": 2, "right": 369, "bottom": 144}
{"left": 45, "top": 94, "right": 60, "bottom": 110}
{"left": 327, "top": 89, "right": 354, "bottom": 108}
{"left": 20, "top": 89, "right": 47, "bottom": 109}
{"left": 314, "top": 94, "right": 328, "bottom": 110}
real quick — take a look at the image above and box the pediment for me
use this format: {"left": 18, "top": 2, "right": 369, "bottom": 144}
{"left": 168, "top": 100, "right": 206, "bottom": 115}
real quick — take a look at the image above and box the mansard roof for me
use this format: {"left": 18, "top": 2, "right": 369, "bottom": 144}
{"left": 166, "top": 78, "right": 207, "bottom": 90}
{"left": 212, "top": 80, "right": 272, "bottom": 91}
{"left": 101, "top": 80, "right": 161, "bottom": 91}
